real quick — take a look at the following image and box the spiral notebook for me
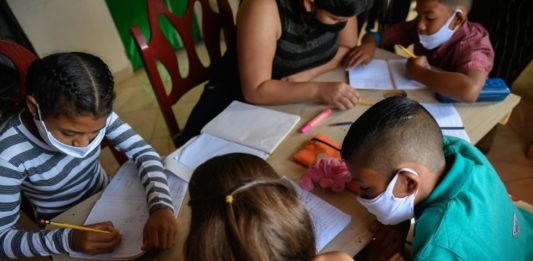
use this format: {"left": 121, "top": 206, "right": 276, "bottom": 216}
{"left": 348, "top": 59, "right": 425, "bottom": 90}
{"left": 165, "top": 101, "right": 301, "bottom": 182}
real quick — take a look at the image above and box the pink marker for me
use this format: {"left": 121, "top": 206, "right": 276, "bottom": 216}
{"left": 300, "top": 108, "right": 332, "bottom": 133}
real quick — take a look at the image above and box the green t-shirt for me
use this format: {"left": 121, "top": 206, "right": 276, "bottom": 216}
{"left": 413, "top": 136, "right": 533, "bottom": 260}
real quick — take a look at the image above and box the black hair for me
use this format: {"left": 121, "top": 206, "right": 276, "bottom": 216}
{"left": 314, "top": 0, "right": 374, "bottom": 17}
{"left": 419, "top": 0, "right": 472, "bottom": 12}
{"left": 341, "top": 96, "right": 444, "bottom": 174}
{"left": 26, "top": 52, "right": 115, "bottom": 118}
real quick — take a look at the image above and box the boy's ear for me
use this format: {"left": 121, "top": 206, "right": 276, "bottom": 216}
{"left": 303, "top": 0, "right": 314, "bottom": 13}
{"left": 449, "top": 10, "right": 465, "bottom": 30}
{"left": 26, "top": 95, "right": 38, "bottom": 117}
{"left": 398, "top": 170, "right": 420, "bottom": 196}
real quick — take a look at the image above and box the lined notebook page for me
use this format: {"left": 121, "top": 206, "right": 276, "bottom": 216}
{"left": 387, "top": 59, "right": 425, "bottom": 90}
{"left": 421, "top": 103, "right": 471, "bottom": 142}
{"left": 70, "top": 162, "right": 188, "bottom": 260}
{"left": 348, "top": 60, "right": 394, "bottom": 89}
{"left": 287, "top": 178, "right": 352, "bottom": 251}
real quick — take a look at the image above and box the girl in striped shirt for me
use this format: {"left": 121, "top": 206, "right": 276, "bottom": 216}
{"left": 0, "top": 52, "right": 177, "bottom": 258}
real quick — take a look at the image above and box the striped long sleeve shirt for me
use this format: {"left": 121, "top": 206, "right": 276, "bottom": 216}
{"left": 0, "top": 111, "right": 174, "bottom": 258}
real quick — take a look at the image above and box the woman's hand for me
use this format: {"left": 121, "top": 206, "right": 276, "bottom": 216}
{"left": 318, "top": 82, "right": 360, "bottom": 110}
{"left": 71, "top": 221, "right": 121, "bottom": 255}
{"left": 343, "top": 42, "right": 377, "bottom": 69}
{"left": 141, "top": 208, "right": 178, "bottom": 251}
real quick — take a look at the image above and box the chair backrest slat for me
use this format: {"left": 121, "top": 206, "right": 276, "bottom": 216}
{"left": 131, "top": 0, "right": 235, "bottom": 146}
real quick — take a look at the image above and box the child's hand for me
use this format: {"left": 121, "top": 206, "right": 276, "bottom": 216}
{"left": 71, "top": 221, "right": 121, "bottom": 255}
{"left": 355, "top": 220, "right": 410, "bottom": 260}
{"left": 406, "top": 56, "right": 429, "bottom": 78}
{"left": 343, "top": 43, "right": 377, "bottom": 69}
{"left": 142, "top": 208, "right": 178, "bottom": 251}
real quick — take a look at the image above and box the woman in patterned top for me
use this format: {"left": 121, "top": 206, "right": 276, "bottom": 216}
{"left": 178, "top": 0, "right": 372, "bottom": 145}
{"left": 0, "top": 52, "right": 177, "bottom": 258}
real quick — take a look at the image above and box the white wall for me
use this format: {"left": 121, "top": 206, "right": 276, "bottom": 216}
{"left": 7, "top": 0, "right": 133, "bottom": 82}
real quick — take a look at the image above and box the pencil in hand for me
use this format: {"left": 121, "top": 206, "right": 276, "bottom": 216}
{"left": 39, "top": 219, "right": 112, "bottom": 234}
{"left": 396, "top": 45, "right": 417, "bottom": 58}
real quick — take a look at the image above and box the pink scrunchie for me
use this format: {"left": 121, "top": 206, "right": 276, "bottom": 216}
{"left": 299, "top": 157, "right": 351, "bottom": 193}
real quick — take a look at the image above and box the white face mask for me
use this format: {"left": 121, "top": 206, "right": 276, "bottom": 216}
{"left": 33, "top": 106, "right": 107, "bottom": 158}
{"left": 418, "top": 9, "right": 462, "bottom": 50}
{"left": 357, "top": 168, "right": 418, "bottom": 225}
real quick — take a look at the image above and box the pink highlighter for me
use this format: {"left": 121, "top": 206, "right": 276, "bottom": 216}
{"left": 300, "top": 108, "right": 333, "bottom": 133}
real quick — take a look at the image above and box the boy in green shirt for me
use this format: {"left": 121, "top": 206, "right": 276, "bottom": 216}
{"left": 341, "top": 96, "right": 533, "bottom": 260}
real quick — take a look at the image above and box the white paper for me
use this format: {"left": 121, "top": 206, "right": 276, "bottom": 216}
{"left": 174, "top": 133, "right": 268, "bottom": 170}
{"left": 387, "top": 59, "right": 425, "bottom": 90}
{"left": 287, "top": 178, "right": 352, "bottom": 251}
{"left": 201, "top": 101, "right": 300, "bottom": 154}
{"left": 422, "top": 103, "right": 471, "bottom": 142}
{"left": 348, "top": 60, "right": 394, "bottom": 89}
{"left": 348, "top": 59, "right": 426, "bottom": 90}
{"left": 70, "top": 162, "right": 188, "bottom": 260}
{"left": 442, "top": 129, "right": 471, "bottom": 143}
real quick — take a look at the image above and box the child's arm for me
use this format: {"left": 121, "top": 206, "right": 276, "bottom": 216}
{"left": 344, "top": 20, "right": 418, "bottom": 69}
{"left": 406, "top": 56, "right": 488, "bottom": 102}
{"left": 343, "top": 33, "right": 378, "bottom": 69}
{"left": 104, "top": 112, "right": 178, "bottom": 250}
{"left": 0, "top": 159, "right": 119, "bottom": 258}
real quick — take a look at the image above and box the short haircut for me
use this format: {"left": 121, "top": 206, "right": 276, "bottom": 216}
{"left": 186, "top": 153, "right": 316, "bottom": 261}
{"left": 26, "top": 52, "right": 115, "bottom": 118}
{"left": 341, "top": 96, "right": 444, "bottom": 177}
{"left": 419, "top": 0, "right": 472, "bottom": 12}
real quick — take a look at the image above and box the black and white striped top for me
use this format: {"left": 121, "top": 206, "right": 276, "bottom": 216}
{"left": 0, "top": 111, "right": 174, "bottom": 258}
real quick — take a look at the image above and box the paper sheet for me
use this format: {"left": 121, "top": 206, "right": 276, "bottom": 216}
{"left": 70, "top": 162, "right": 188, "bottom": 260}
{"left": 422, "top": 103, "right": 471, "bottom": 142}
{"left": 174, "top": 133, "right": 269, "bottom": 170}
{"left": 387, "top": 59, "right": 426, "bottom": 90}
{"left": 348, "top": 60, "right": 395, "bottom": 89}
{"left": 348, "top": 59, "right": 426, "bottom": 90}
{"left": 288, "top": 178, "right": 352, "bottom": 251}
{"left": 201, "top": 101, "right": 300, "bottom": 154}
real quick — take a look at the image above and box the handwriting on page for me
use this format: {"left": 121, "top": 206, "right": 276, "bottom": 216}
{"left": 287, "top": 178, "right": 351, "bottom": 251}
{"left": 348, "top": 60, "right": 395, "bottom": 90}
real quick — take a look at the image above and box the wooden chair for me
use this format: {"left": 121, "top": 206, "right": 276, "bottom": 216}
{"left": 0, "top": 39, "right": 35, "bottom": 111}
{"left": 130, "top": 0, "right": 235, "bottom": 147}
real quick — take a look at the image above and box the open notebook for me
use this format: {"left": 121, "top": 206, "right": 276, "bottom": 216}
{"left": 70, "top": 162, "right": 188, "bottom": 260}
{"left": 348, "top": 59, "right": 425, "bottom": 90}
{"left": 421, "top": 103, "right": 471, "bottom": 142}
{"left": 286, "top": 178, "right": 352, "bottom": 251}
{"left": 165, "top": 101, "right": 300, "bottom": 182}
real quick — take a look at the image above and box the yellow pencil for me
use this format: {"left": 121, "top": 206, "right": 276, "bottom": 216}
{"left": 357, "top": 100, "right": 373, "bottom": 106}
{"left": 39, "top": 219, "right": 111, "bottom": 234}
{"left": 396, "top": 45, "right": 417, "bottom": 58}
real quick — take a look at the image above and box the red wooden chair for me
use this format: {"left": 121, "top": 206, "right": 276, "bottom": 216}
{"left": 0, "top": 39, "right": 35, "bottom": 111}
{"left": 130, "top": 0, "right": 235, "bottom": 147}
